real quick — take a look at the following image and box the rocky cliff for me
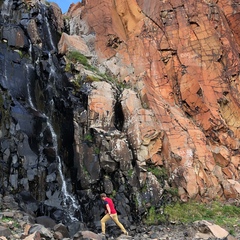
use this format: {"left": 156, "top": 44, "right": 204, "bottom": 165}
{"left": 0, "top": 0, "right": 240, "bottom": 234}
{"left": 63, "top": 0, "right": 240, "bottom": 201}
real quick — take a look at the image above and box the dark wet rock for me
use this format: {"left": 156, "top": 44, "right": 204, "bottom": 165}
{"left": 2, "top": 25, "right": 29, "bottom": 49}
{"left": 35, "top": 216, "right": 56, "bottom": 229}
{"left": 0, "top": 226, "right": 12, "bottom": 237}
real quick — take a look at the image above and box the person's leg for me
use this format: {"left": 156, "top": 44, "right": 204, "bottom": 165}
{"left": 100, "top": 214, "right": 111, "bottom": 234}
{"left": 111, "top": 214, "right": 127, "bottom": 234}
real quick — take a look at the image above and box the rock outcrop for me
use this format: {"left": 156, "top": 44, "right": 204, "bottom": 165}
{"left": 64, "top": 0, "right": 240, "bottom": 201}
{"left": 0, "top": 197, "right": 238, "bottom": 240}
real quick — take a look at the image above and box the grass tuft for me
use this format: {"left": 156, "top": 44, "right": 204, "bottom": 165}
{"left": 144, "top": 200, "right": 240, "bottom": 235}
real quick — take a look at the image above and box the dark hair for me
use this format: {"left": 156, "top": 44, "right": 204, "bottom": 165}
{"left": 100, "top": 193, "right": 106, "bottom": 198}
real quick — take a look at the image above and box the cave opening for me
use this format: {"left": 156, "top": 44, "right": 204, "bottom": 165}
{"left": 114, "top": 101, "right": 124, "bottom": 131}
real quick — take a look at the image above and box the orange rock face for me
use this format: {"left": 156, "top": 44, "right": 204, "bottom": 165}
{"left": 58, "top": 33, "right": 90, "bottom": 55}
{"left": 67, "top": 0, "right": 240, "bottom": 200}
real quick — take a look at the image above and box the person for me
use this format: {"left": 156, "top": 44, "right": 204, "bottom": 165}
{"left": 100, "top": 193, "right": 128, "bottom": 236}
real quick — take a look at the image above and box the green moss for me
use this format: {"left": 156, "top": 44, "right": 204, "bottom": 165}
{"left": 84, "top": 133, "right": 93, "bottom": 143}
{"left": 17, "top": 49, "right": 23, "bottom": 58}
{"left": 98, "top": 73, "right": 114, "bottom": 82}
{"left": 144, "top": 206, "right": 166, "bottom": 225}
{"left": 0, "top": 92, "right": 11, "bottom": 130}
{"left": 2, "top": 217, "right": 11, "bottom": 223}
{"left": 166, "top": 187, "right": 178, "bottom": 197}
{"left": 147, "top": 165, "right": 168, "bottom": 182}
{"left": 128, "top": 169, "right": 134, "bottom": 177}
{"left": 94, "top": 147, "right": 100, "bottom": 155}
{"left": 72, "top": 79, "right": 81, "bottom": 89}
{"left": 65, "top": 63, "right": 71, "bottom": 72}
{"left": 2, "top": 217, "right": 20, "bottom": 228}
{"left": 85, "top": 75, "right": 100, "bottom": 82}
{"left": 110, "top": 190, "right": 117, "bottom": 198}
{"left": 65, "top": 51, "right": 130, "bottom": 91}
{"left": 63, "top": 15, "right": 70, "bottom": 20}
{"left": 66, "top": 51, "right": 89, "bottom": 66}
{"left": 0, "top": 93, "right": 4, "bottom": 106}
{"left": 65, "top": 51, "right": 100, "bottom": 73}
{"left": 69, "top": 75, "right": 82, "bottom": 95}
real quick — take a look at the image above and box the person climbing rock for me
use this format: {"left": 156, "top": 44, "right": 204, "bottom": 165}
{"left": 100, "top": 193, "right": 128, "bottom": 237}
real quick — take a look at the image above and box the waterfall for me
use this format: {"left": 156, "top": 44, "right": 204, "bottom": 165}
{"left": 1, "top": 0, "right": 13, "bottom": 21}
{"left": 23, "top": 3, "right": 81, "bottom": 222}
{"left": 25, "top": 60, "right": 80, "bottom": 221}
{"left": 48, "top": 122, "right": 80, "bottom": 222}
{"left": 40, "top": 3, "right": 56, "bottom": 51}
{"left": 45, "top": 17, "right": 56, "bottom": 51}
{"left": 26, "top": 64, "right": 36, "bottom": 110}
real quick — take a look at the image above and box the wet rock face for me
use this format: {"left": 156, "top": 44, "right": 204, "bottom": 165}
{"left": 66, "top": 0, "right": 240, "bottom": 201}
{"left": 0, "top": 0, "right": 76, "bottom": 223}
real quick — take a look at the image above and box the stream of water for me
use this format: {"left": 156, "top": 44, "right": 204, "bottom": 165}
{"left": 25, "top": 2, "right": 81, "bottom": 222}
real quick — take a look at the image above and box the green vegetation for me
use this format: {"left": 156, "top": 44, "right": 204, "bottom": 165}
{"left": 94, "top": 147, "right": 100, "bottom": 154}
{"left": 110, "top": 190, "right": 117, "bottom": 198}
{"left": 65, "top": 62, "right": 72, "bottom": 72}
{"left": 144, "top": 200, "right": 240, "bottom": 235}
{"left": 0, "top": 92, "right": 11, "bottom": 128}
{"left": 66, "top": 51, "right": 97, "bottom": 72}
{"left": 147, "top": 165, "right": 168, "bottom": 181}
{"left": 128, "top": 169, "right": 134, "bottom": 177}
{"left": 84, "top": 133, "right": 93, "bottom": 143}
{"left": 2, "top": 217, "right": 20, "bottom": 228}
{"left": 63, "top": 15, "right": 70, "bottom": 21}
{"left": 99, "top": 72, "right": 130, "bottom": 90}
{"left": 144, "top": 206, "right": 165, "bottom": 225}
{"left": 1, "top": 217, "right": 11, "bottom": 223}
{"left": 85, "top": 75, "right": 100, "bottom": 82}
{"left": 71, "top": 75, "right": 82, "bottom": 91}
{"left": 116, "top": 81, "right": 129, "bottom": 91}
{"left": 65, "top": 50, "right": 130, "bottom": 91}
{"left": 146, "top": 165, "right": 178, "bottom": 196}
{"left": 14, "top": 49, "right": 23, "bottom": 58}
{"left": 67, "top": 51, "right": 89, "bottom": 65}
{"left": 166, "top": 187, "right": 178, "bottom": 197}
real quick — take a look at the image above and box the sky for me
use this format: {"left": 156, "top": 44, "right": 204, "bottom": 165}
{"left": 50, "top": 0, "right": 81, "bottom": 13}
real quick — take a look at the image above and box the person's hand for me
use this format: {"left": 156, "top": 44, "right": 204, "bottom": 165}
{"left": 109, "top": 214, "right": 113, "bottom": 218}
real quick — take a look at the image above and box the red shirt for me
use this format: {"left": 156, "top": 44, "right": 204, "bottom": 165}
{"left": 103, "top": 197, "right": 117, "bottom": 214}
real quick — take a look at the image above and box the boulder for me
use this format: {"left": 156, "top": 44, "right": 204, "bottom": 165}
{"left": 35, "top": 216, "right": 56, "bottom": 229}
{"left": 58, "top": 33, "right": 91, "bottom": 56}
{"left": 193, "top": 220, "right": 229, "bottom": 239}
{"left": 0, "top": 226, "right": 11, "bottom": 238}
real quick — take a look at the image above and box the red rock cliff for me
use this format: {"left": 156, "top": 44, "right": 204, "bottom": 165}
{"left": 64, "top": 0, "right": 240, "bottom": 201}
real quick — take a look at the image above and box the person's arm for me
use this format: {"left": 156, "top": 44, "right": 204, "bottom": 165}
{"left": 106, "top": 204, "right": 112, "bottom": 217}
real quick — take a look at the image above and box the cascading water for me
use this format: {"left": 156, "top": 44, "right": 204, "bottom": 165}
{"left": 1, "top": 0, "right": 12, "bottom": 21}
{"left": 39, "top": 2, "right": 57, "bottom": 52}
{"left": 0, "top": 0, "right": 82, "bottom": 223}
{"left": 26, "top": 69, "right": 80, "bottom": 221}
{"left": 24, "top": 3, "right": 81, "bottom": 222}
{"left": 52, "top": 129, "right": 81, "bottom": 222}
{"left": 26, "top": 64, "right": 36, "bottom": 109}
